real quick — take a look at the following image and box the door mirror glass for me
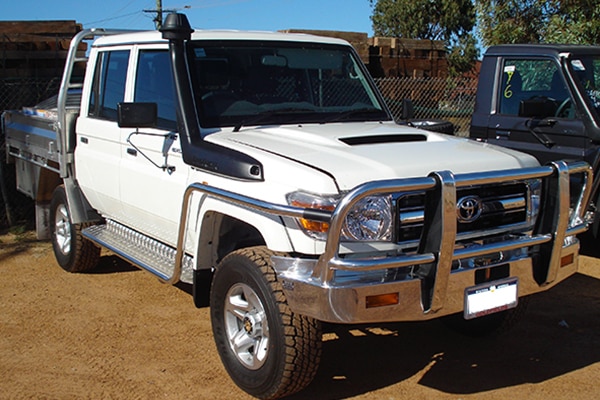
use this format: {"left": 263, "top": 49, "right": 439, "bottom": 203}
{"left": 117, "top": 102, "right": 158, "bottom": 128}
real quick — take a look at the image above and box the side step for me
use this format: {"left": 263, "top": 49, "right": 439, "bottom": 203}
{"left": 82, "top": 220, "right": 194, "bottom": 283}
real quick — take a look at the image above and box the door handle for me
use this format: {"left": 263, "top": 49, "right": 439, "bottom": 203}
{"left": 495, "top": 130, "right": 510, "bottom": 140}
{"left": 127, "top": 148, "right": 137, "bottom": 156}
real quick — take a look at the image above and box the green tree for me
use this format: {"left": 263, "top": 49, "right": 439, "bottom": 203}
{"left": 369, "top": 0, "right": 478, "bottom": 76}
{"left": 477, "top": 0, "right": 600, "bottom": 46}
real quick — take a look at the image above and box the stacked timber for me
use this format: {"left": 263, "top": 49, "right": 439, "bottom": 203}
{"left": 0, "top": 20, "right": 84, "bottom": 79}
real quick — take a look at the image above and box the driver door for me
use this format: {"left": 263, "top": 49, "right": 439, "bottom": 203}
{"left": 486, "top": 57, "right": 587, "bottom": 165}
{"left": 118, "top": 46, "right": 189, "bottom": 247}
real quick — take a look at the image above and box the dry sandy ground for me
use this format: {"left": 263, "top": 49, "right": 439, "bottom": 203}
{"left": 1, "top": 231, "right": 599, "bottom": 400}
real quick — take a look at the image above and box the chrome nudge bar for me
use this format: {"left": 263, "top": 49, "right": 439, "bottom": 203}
{"left": 173, "top": 161, "right": 591, "bottom": 321}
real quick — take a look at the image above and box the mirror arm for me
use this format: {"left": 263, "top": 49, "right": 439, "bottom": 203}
{"left": 127, "top": 129, "right": 177, "bottom": 173}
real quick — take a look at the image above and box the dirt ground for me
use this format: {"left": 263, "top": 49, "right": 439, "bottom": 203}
{"left": 1, "top": 230, "right": 599, "bottom": 400}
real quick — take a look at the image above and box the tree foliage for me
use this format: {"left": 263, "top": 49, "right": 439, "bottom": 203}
{"left": 477, "top": 0, "right": 600, "bottom": 46}
{"left": 369, "top": 0, "right": 478, "bottom": 76}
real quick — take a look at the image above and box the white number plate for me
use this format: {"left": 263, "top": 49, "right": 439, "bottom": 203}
{"left": 464, "top": 277, "right": 518, "bottom": 320}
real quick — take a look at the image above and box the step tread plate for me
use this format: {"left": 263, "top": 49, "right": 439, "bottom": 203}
{"left": 83, "top": 222, "right": 193, "bottom": 283}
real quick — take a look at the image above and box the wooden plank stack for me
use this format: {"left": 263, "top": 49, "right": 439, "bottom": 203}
{"left": 0, "top": 20, "right": 84, "bottom": 78}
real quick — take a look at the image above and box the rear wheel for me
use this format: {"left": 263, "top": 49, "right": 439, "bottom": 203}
{"left": 210, "top": 246, "right": 322, "bottom": 399}
{"left": 49, "top": 185, "right": 100, "bottom": 272}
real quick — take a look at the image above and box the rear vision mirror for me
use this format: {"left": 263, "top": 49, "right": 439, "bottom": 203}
{"left": 117, "top": 102, "right": 157, "bottom": 128}
{"left": 261, "top": 55, "right": 287, "bottom": 67}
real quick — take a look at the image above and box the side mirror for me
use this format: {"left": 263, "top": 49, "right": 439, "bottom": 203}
{"left": 401, "top": 98, "right": 415, "bottom": 120}
{"left": 519, "top": 98, "right": 556, "bottom": 119}
{"left": 117, "top": 102, "right": 157, "bottom": 128}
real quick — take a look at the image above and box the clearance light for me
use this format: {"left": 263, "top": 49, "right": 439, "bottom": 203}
{"left": 366, "top": 292, "right": 399, "bottom": 308}
{"left": 289, "top": 200, "right": 333, "bottom": 234}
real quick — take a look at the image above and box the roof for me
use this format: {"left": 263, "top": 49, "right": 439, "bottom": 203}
{"left": 92, "top": 29, "right": 352, "bottom": 48}
{"left": 485, "top": 43, "right": 600, "bottom": 58}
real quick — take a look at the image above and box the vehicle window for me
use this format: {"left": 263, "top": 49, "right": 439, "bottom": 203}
{"left": 188, "top": 40, "right": 388, "bottom": 128}
{"left": 134, "top": 50, "right": 176, "bottom": 130}
{"left": 570, "top": 56, "right": 600, "bottom": 116}
{"left": 500, "top": 59, "right": 574, "bottom": 119}
{"left": 88, "top": 50, "right": 130, "bottom": 121}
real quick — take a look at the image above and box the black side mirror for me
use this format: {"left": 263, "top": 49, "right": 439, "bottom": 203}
{"left": 519, "top": 98, "right": 556, "bottom": 119}
{"left": 401, "top": 98, "right": 415, "bottom": 120}
{"left": 117, "top": 102, "right": 158, "bottom": 128}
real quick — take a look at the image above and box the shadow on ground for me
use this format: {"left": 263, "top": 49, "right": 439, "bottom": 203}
{"left": 290, "top": 269, "right": 600, "bottom": 399}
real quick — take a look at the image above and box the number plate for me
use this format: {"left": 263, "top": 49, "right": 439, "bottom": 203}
{"left": 464, "top": 277, "right": 518, "bottom": 320}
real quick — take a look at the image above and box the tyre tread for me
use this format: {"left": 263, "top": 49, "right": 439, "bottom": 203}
{"left": 220, "top": 246, "right": 321, "bottom": 399}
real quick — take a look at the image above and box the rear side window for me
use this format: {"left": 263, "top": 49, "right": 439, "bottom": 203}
{"left": 88, "top": 50, "right": 130, "bottom": 121}
{"left": 134, "top": 50, "right": 176, "bottom": 130}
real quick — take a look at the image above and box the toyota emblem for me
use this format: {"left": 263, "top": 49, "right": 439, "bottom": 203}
{"left": 456, "top": 195, "right": 483, "bottom": 223}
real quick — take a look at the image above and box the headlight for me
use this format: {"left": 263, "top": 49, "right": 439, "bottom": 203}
{"left": 342, "top": 195, "right": 393, "bottom": 241}
{"left": 287, "top": 191, "right": 393, "bottom": 241}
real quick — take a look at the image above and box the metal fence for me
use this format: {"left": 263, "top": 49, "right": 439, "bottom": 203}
{"left": 0, "top": 76, "right": 479, "bottom": 229}
{"left": 374, "top": 76, "right": 478, "bottom": 136}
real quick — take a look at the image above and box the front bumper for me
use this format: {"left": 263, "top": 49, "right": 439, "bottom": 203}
{"left": 272, "top": 239, "right": 579, "bottom": 323}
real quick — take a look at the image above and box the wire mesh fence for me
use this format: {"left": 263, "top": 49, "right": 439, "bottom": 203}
{"left": 374, "top": 76, "right": 478, "bottom": 136}
{"left": 0, "top": 76, "right": 479, "bottom": 230}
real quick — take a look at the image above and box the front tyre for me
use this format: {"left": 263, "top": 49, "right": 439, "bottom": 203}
{"left": 210, "top": 247, "right": 322, "bottom": 399}
{"left": 49, "top": 185, "right": 100, "bottom": 272}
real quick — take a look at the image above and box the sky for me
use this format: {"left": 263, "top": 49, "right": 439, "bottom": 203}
{"left": 2, "top": 0, "right": 375, "bottom": 35}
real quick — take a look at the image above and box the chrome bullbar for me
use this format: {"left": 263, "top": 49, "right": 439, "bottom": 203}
{"left": 174, "top": 161, "right": 591, "bottom": 322}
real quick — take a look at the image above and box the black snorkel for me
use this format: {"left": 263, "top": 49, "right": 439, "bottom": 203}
{"left": 160, "top": 13, "right": 263, "bottom": 181}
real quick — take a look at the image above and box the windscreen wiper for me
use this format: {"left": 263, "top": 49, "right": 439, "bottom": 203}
{"left": 233, "top": 108, "right": 316, "bottom": 132}
{"left": 321, "top": 107, "right": 386, "bottom": 124}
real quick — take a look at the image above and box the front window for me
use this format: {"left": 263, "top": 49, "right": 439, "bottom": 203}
{"left": 499, "top": 58, "right": 574, "bottom": 118}
{"left": 134, "top": 50, "right": 176, "bottom": 130}
{"left": 187, "top": 40, "right": 389, "bottom": 128}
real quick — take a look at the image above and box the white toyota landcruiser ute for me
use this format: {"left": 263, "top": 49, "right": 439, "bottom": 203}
{"left": 2, "top": 13, "right": 592, "bottom": 399}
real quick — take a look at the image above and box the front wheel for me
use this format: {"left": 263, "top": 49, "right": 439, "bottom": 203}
{"left": 210, "top": 247, "right": 322, "bottom": 399}
{"left": 49, "top": 185, "right": 100, "bottom": 272}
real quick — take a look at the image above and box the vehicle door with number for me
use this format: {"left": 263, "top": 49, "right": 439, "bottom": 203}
{"left": 486, "top": 57, "right": 587, "bottom": 166}
{"left": 118, "top": 45, "right": 189, "bottom": 247}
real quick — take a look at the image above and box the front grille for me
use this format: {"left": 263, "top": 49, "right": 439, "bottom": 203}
{"left": 397, "top": 182, "right": 530, "bottom": 243}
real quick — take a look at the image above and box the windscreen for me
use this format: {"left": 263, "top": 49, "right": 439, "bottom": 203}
{"left": 187, "top": 40, "right": 389, "bottom": 128}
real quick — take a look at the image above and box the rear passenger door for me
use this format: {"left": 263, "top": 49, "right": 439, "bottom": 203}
{"left": 118, "top": 46, "right": 188, "bottom": 246}
{"left": 75, "top": 48, "right": 130, "bottom": 219}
